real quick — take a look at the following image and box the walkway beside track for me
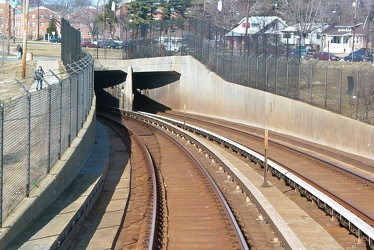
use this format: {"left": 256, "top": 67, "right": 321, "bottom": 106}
{"left": 179, "top": 123, "right": 345, "bottom": 249}
{"left": 5, "top": 121, "right": 113, "bottom": 249}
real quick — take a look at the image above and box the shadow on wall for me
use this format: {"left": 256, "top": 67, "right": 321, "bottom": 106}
{"left": 133, "top": 90, "right": 171, "bottom": 113}
{"left": 96, "top": 89, "right": 120, "bottom": 108}
{"left": 133, "top": 71, "right": 181, "bottom": 89}
{"left": 94, "top": 70, "right": 128, "bottom": 89}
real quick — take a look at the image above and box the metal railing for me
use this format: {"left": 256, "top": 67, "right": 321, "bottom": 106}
{"left": 0, "top": 51, "right": 94, "bottom": 227}
{"left": 85, "top": 18, "right": 374, "bottom": 125}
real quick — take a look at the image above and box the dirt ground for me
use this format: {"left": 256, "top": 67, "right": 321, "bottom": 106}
{"left": 0, "top": 41, "right": 62, "bottom": 101}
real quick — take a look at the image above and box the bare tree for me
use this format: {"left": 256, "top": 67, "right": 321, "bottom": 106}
{"left": 43, "top": 0, "right": 93, "bottom": 16}
{"left": 276, "top": 0, "right": 333, "bottom": 39}
{"left": 199, "top": 0, "right": 275, "bottom": 30}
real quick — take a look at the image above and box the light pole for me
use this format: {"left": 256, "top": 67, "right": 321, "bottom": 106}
{"left": 21, "top": 0, "right": 29, "bottom": 78}
{"left": 351, "top": 0, "right": 358, "bottom": 61}
{"left": 37, "top": 0, "right": 39, "bottom": 40}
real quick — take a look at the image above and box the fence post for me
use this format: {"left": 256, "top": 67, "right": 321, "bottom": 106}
{"left": 339, "top": 67, "right": 343, "bottom": 114}
{"left": 286, "top": 58, "right": 289, "bottom": 96}
{"left": 50, "top": 70, "right": 63, "bottom": 160}
{"left": 297, "top": 59, "right": 301, "bottom": 100}
{"left": 355, "top": 69, "right": 359, "bottom": 120}
{"left": 215, "top": 25, "right": 219, "bottom": 74}
{"left": 47, "top": 87, "right": 52, "bottom": 173}
{"left": 310, "top": 63, "right": 313, "bottom": 104}
{"left": 231, "top": 34, "right": 234, "bottom": 82}
{"left": 15, "top": 80, "right": 31, "bottom": 198}
{"left": 0, "top": 102, "right": 3, "bottom": 227}
{"left": 324, "top": 65, "right": 328, "bottom": 109}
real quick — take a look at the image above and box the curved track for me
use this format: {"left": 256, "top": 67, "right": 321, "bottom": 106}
{"left": 69, "top": 110, "right": 249, "bottom": 249}
{"left": 151, "top": 110, "right": 374, "bottom": 248}
{"left": 155, "top": 111, "right": 374, "bottom": 222}
{"left": 118, "top": 112, "right": 248, "bottom": 249}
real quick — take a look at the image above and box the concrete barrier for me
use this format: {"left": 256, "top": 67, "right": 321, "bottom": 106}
{"left": 96, "top": 56, "right": 374, "bottom": 159}
{"left": 0, "top": 97, "right": 97, "bottom": 250}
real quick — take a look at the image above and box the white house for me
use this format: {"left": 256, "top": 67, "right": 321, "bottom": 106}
{"left": 225, "top": 16, "right": 288, "bottom": 50}
{"left": 282, "top": 23, "right": 329, "bottom": 50}
{"left": 320, "top": 22, "right": 368, "bottom": 54}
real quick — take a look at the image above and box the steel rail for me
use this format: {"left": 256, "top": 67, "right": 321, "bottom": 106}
{"left": 97, "top": 113, "right": 158, "bottom": 249}
{"left": 138, "top": 111, "right": 374, "bottom": 249}
{"left": 132, "top": 111, "right": 305, "bottom": 249}
{"left": 124, "top": 110, "right": 250, "bottom": 250}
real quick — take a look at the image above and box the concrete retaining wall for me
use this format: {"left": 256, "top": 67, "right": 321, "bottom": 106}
{"left": 96, "top": 56, "right": 374, "bottom": 159}
{"left": 0, "top": 98, "right": 97, "bottom": 250}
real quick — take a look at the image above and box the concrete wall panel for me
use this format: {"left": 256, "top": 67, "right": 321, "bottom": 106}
{"left": 96, "top": 56, "right": 374, "bottom": 159}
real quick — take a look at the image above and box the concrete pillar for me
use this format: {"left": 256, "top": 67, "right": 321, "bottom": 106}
{"left": 124, "top": 66, "right": 133, "bottom": 111}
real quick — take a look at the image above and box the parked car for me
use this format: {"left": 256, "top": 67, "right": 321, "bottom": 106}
{"left": 289, "top": 48, "right": 308, "bottom": 59}
{"left": 344, "top": 52, "right": 365, "bottom": 62}
{"left": 49, "top": 36, "right": 60, "bottom": 43}
{"left": 81, "top": 41, "right": 97, "bottom": 48}
{"left": 108, "top": 40, "right": 121, "bottom": 49}
{"left": 313, "top": 52, "right": 340, "bottom": 61}
{"left": 96, "top": 39, "right": 122, "bottom": 49}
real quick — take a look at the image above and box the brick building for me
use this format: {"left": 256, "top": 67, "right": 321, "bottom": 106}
{"left": 15, "top": 6, "right": 61, "bottom": 40}
{"left": 65, "top": 6, "right": 101, "bottom": 42}
{"left": 0, "top": 0, "right": 11, "bottom": 37}
{"left": 0, "top": 0, "right": 61, "bottom": 40}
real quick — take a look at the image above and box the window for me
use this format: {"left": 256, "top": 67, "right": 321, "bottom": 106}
{"left": 32, "top": 14, "right": 35, "bottom": 18}
{"left": 31, "top": 22, "right": 35, "bottom": 27}
{"left": 338, "top": 27, "right": 350, "bottom": 32}
{"left": 331, "top": 36, "right": 341, "bottom": 43}
{"left": 0, "top": 24, "right": 3, "bottom": 28}
{"left": 0, "top": 9, "right": 3, "bottom": 13}
{"left": 355, "top": 36, "right": 359, "bottom": 44}
{"left": 40, "top": 15, "right": 44, "bottom": 19}
{"left": 0, "top": 17, "right": 2, "bottom": 21}
{"left": 343, "top": 36, "right": 349, "bottom": 44}
{"left": 40, "top": 22, "right": 44, "bottom": 27}
{"left": 49, "top": 15, "right": 53, "bottom": 19}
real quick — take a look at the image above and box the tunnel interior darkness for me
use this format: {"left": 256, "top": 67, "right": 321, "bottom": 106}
{"left": 95, "top": 70, "right": 181, "bottom": 112}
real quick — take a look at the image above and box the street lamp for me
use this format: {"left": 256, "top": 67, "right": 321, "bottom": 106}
{"left": 351, "top": 0, "right": 358, "bottom": 61}
{"left": 37, "top": 0, "right": 39, "bottom": 40}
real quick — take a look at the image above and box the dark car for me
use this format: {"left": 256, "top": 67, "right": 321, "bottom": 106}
{"left": 96, "top": 39, "right": 121, "bottom": 49}
{"left": 49, "top": 36, "right": 60, "bottom": 43}
{"left": 81, "top": 41, "right": 97, "bottom": 48}
{"left": 313, "top": 52, "right": 340, "bottom": 61}
{"left": 366, "top": 54, "right": 374, "bottom": 62}
{"left": 344, "top": 52, "right": 365, "bottom": 62}
{"left": 108, "top": 41, "right": 121, "bottom": 49}
{"left": 289, "top": 48, "right": 308, "bottom": 59}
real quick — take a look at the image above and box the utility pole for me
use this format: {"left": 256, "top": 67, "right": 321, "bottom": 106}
{"left": 37, "top": 0, "right": 40, "bottom": 40}
{"left": 21, "top": 0, "right": 29, "bottom": 78}
{"left": 244, "top": 0, "right": 250, "bottom": 51}
{"left": 6, "top": 0, "right": 11, "bottom": 55}
{"left": 351, "top": 0, "right": 358, "bottom": 61}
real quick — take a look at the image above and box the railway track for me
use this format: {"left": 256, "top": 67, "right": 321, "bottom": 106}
{"left": 29, "top": 107, "right": 373, "bottom": 249}
{"left": 144, "top": 110, "right": 374, "bottom": 249}
{"left": 68, "top": 110, "right": 249, "bottom": 249}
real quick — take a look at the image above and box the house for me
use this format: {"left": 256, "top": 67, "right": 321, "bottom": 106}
{"left": 282, "top": 23, "right": 328, "bottom": 50}
{"left": 0, "top": 0, "right": 11, "bottom": 37}
{"left": 320, "top": 22, "right": 368, "bottom": 54}
{"left": 15, "top": 6, "right": 61, "bottom": 40}
{"left": 65, "top": 6, "right": 101, "bottom": 42}
{"left": 225, "top": 16, "right": 288, "bottom": 50}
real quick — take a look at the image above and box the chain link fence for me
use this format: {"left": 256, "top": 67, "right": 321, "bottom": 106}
{"left": 86, "top": 18, "right": 374, "bottom": 125}
{"left": 0, "top": 51, "right": 94, "bottom": 227}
